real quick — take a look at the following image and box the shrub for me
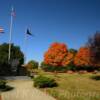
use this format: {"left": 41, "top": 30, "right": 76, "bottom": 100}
{"left": 0, "top": 80, "right": 6, "bottom": 89}
{"left": 76, "top": 66, "right": 97, "bottom": 72}
{"left": 66, "top": 65, "right": 76, "bottom": 71}
{"left": 40, "top": 62, "right": 50, "bottom": 71}
{"left": 42, "top": 65, "right": 67, "bottom": 72}
{"left": 33, "top": 75, "right": 57, "bottom": 88}
{"left": 90, "top": 75, "right": 100, "bottom": 81}
{"left": 41, "top": 62, "right": 68, "bottom": 72}
{"left": 27, "top": 60, "right": 39, "bottom": 70}
{"left": 0, "top": 80, "right": 13, "bottom": 92}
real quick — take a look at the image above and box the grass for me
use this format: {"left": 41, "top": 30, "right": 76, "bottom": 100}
{"left": 35, "top": 70, "right": 100, "bottom": 100}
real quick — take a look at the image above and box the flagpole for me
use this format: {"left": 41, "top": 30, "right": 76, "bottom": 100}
{"left": 24, "top": 28, "right": 27, "bottom": 64}
{"left": 8, "top": 7, "right": 13, "bottom": 62}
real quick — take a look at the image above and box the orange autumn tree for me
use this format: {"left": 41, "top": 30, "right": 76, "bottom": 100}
{"left": 62, "top": 52, "right": 74, "bottom": 66}
{"left": 61, "top": 49, "right": 77, "bottom": 71}
{"left": 44, "top": 42, "right": 68, "bottom": 66}
{"left": 74, "top": 47, "right": 92, "bottom": 67}
{"left": 62, "top": 49, "right": 77, "bottom": 66}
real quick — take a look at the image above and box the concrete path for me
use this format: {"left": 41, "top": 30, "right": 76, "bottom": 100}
{"left": 1, "top": 79, "right": 56, "bottom": 100}
{"left": 4, "top": 76, "right": 32, "bottom": 81}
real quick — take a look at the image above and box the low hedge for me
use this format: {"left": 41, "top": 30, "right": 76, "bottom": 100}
{"left": 33, "top": 75, "right": 57, "bottom": 88}
{"left": 0, "top": 80, "right": 13, "bottom": 91}
{"left": 41, "top": 64, "right": 68, "bottom": 72}
{"left": 90, "top": 75, "right": 100, "bottom": 80}
{"left": 41, "top": 62, "right": 100, "bottom": 72}
{"left": 0, "top": 80, "right": 6, "bottom": 89}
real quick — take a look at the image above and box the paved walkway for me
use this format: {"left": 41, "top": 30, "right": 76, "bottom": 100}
{"left": 1, "top": 77, "right": 56, "bottom": 100}
{"left": 4, "top": 76, "right": 32, "bottom": 81}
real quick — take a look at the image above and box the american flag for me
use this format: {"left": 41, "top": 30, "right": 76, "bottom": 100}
{"left": 0, "top": 27, "right": 4, "bottom": 33}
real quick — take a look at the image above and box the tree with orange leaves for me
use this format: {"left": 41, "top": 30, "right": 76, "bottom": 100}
{"left": 74, "top": 47, "right": 92, "bottom": 67}
{"left": 62, "top": 53, "right": 74, "bottom": 66}
{"left": 44, "top": 42, "right": 68, "bottom": 66}
{"left": 62, "top": 49, "right": 77, "bottom": 66}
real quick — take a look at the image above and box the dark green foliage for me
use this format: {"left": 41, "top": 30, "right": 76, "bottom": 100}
{"left": 27, "top": 60, "right": 38, "bottom": 69}
{"left": 0, "top": 80, "right": 13, "bottom": 91}
{"left": 40, "top": 62, "right": 48, "bottom": 69}
{"left": 41, "top": 62, "right": 99, "bottom": 72}
{"left": 90, "top": 75, "right": 100, "bottom": 81}
{"left": 66, "top": 65, "right": 76, "bottom": 71}
{"left": 87, "top": 32, "right": 100, "bottom": 65}
{"left": 0, "top": 85, "right": 14, "bottom": 92}
{"left": 41, "top": 62, "right": 76, "bottom": 72}
{"left": 76, "top": 66, "right": 98, "bottom": 72}
{"left": 34, "top": 75, "right": 57, "bottom": 88}
{"left": 41, "top": 62, "right": 68, "bottom": 72}
{"left": 68, "top": 48, "right": 77, "bottom": 55}
{"left": 0, "top": 43, "right": 24, "bottom": 76}
{"left": 49, "top": 66, "right": 68, "bottom": 72}
{"left": 0, "top": 63, "right": 12, "bottom": 76}
{"left": 0, "top": 80, "right": 6, "bottom": 89}
{"left": 40, "top": 62, "right": 49, "bottom": 71}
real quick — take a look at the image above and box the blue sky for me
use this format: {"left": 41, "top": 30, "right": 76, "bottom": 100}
{"left": 0, "top": 0, "right": 100, "bottom": 63}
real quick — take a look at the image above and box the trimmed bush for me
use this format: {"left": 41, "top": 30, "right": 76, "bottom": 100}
{"left": 66, "top": 65, "right": 76, "bottom": 71}
{"left": 33, "top": 75, "right": 57, "bottom": 88}
{"left": 76, "top": 66, "right": 98, "bottom": 72}
{"left": 90, "top": 75, "right": 100, "bottom": 81}
{"left": 41, "top": 62, "right": 67, "bottom": 72}
{"left": 0, "top": 80, "right": 13, "bottom": 92}
{"left": 27, "top": 60, "right": 39, "bottom": 70}
{"left": 0, "top": 80, "right": 6, "bottom": 89}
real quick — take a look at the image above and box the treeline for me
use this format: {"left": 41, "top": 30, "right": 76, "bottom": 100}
{"left": 0, "top": 32, "right": 100, "bottom": 75}
{"left": 40, "top": 32, "right": 100, "bottom": 72}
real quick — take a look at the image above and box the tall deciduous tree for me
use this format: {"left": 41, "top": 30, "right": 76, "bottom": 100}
{"left": 62, "top": 49, "right": 77, "bottom": 66}
{"left": 87, "top": 32, "right": 100, "bottom": 67}
{"left": 74, "top": 47, "right": 92, "bottom": 67}
{"left": 44, "top": 42, "right": 68, "bottom": 66}
{"left": 0, "top": 43, "right": 24, "bottom": 75}
{"left": 26, "top": 60, "right": 38, "bottom": 70}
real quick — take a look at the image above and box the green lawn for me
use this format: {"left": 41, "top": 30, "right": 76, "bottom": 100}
{"left": 37, "top": 71, "right": 100, "bottom": 100}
